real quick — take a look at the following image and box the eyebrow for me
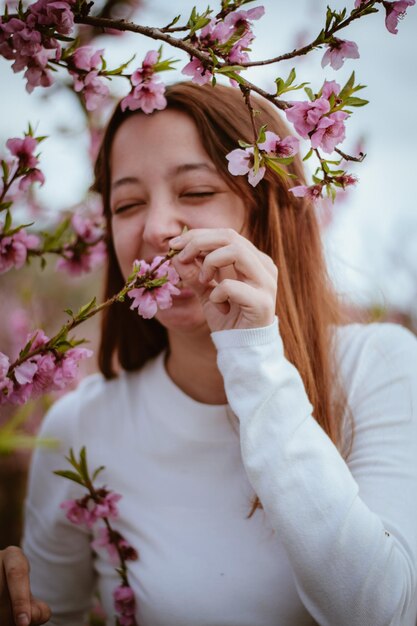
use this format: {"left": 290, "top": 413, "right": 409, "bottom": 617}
{"left": 111, "top": 162, "right": 217, "bottom": 190}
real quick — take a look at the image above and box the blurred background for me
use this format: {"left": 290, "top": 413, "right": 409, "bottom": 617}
{"left": 0, "top": 0, "right": 416, "bottom": 552}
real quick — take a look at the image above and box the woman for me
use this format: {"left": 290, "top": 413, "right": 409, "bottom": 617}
{"left": 1, "top": 82, "right": 417, "bottom": 626}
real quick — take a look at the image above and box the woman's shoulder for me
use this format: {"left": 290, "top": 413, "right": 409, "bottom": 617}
{"left": 39, "top": 355, "right": 162, "bottom": 443}
{"left": 334, "top": 321, "right": 417, "bottom": 367}
{"left": 333, "top": 321, "right": 417, "bottom": 411}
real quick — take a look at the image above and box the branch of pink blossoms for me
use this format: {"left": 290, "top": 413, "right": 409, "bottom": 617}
{"left": 0, "top": 250, "right": 180, "bottom": 405}
{"left": 0, "top": 126, "right": 45, "bottom": 210}
{"left": 55, "top": 447, "right": 139, "bottom": 626}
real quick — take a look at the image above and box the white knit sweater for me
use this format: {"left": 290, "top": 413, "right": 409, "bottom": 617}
{"left": 23, "top": 319, "right": 417, "bottom": 625}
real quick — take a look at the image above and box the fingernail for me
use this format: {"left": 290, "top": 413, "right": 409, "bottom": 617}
{"left": 169, "top": 236, "right": 183, "bottom": 247}
{"left": 16, "top": 614, "right": 30, "bottom": 626}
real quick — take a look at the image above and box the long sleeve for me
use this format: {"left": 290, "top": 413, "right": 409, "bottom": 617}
{"left": 211, "top": 319, "right": 417, "bottom": 626}
{"left": 22, "top": 387, "right": 97, "bottom": 626}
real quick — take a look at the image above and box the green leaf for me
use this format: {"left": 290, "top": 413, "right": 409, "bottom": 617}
{"left": 0, "top": 201, "right": 13, "bottom": 212}
{"left": 79, "top": 446, "right": 89, "bottom": 482}
{"left": 344, "top": 96, "right": 369, "bottom": 107}
{"left": 4, "top": 210, "right": 12, "bottom": 233}
{"left": 286, "top": 67, "right": 296, "bottom": 87}
{"left": 92, "top": 465, "right": 105, "bottom": 481}
{"left": 257, "top": 124, "right": 267, "bottom": 144}
{"left": 165, "top": 14, "right": 181, "bottom": 28}
{"left": 53, "top": 470, "right": 85, "bottom": 486}
{"left": 1, "top": 160, "right": 9, "bottom": 181}
{"left": 304, "top": 87, "right": 315, "bottom": 102}
{"left": 303, "top": 148, "right": 313, "bottom": 161}
{"left": 64, "top": 308, "right": 74, "bottom": 317}
{"left": 339, "top": 71, "right": 356, "bottom": 101}
{"left": 76, "top": 297, "right": 97, "bottom": 320}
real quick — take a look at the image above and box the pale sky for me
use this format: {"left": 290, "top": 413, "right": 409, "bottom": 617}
{"left": 1, "top": 0, "right": 416, "bottom": 315}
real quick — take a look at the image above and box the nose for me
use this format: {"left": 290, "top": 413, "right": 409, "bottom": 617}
{"left": 141, "top": 193, "right": 184, "bottom": 256}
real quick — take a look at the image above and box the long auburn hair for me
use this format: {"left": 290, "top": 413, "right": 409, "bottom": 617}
{"left": 94, "top": 82, "right": 353, "bottom": 517}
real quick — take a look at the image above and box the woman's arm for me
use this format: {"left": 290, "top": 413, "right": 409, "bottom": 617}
{"left": 211, "top": 319, "right": 417, "bottom": 626}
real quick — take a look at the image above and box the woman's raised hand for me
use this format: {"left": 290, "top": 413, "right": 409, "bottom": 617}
{"left": 170, "top": 228, "right": 278, "bottom": 333}
{"left": 0, "top": 547, "right": 51, "bottom": 625}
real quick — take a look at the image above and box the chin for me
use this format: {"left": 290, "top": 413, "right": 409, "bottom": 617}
{"left": 155, "top": 298, "right": 209, "bottom": 334}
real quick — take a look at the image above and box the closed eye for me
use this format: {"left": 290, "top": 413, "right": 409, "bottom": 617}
{"left": 113, "top": 202, "right": 144, "bottom": 215}
{"left": 181, "top": 192, "right": 216, "bottom": 198}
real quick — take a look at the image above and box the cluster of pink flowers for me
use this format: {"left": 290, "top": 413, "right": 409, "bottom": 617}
{"left": 290, "top": 169, "right": 358, "bottom": 200}
{"left": 68, "top": 45, "right": 110, "bottom": 111}
{"left": 0, "top": 227, "right": 40, "bottom": 274}
{"left": 121, "top": 50, "right": 167, "bottom": 114}
{"left": 92, "top": 527, "right": 138, "bottom": 564}
{"left": 321, "top": 37, "right": 359, "bottom": 70}
{"left": 0, "top": 0, "right": 75, "bottom": 92}
{"left": 61, "top": 488, "right": 122, "bottom": 527}
{"left": 226, "top": 130, "right": 299, "bottom": 187}
{"left": 61, "top": 486, "right": 138, "bottom": 625}
{"left": 285, "top": 80, "right": 348, "bottom": 154}
{"left": 182, "top": 5, "right": 265, "bottom": 85}
{"left": 0, "top": 329, "right": 92, "bottom": 405}
{"left": 128, "top": 256, "right": 181, "bottom": 318}
{"left": 113, "top": 585, "right": 136, "bottom": 626}
{"left": 354, "top": 0, "right": 415, "bottom": 33}
{"left": 56, "top": 213, "right": 106, "bottom": 276}
{"left": 5, "top": 134, "right": 45, "bottom": 191}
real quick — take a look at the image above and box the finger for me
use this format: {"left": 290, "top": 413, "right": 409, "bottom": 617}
{"left": 199, "top": 244, "right": 269, "bottom": 286}
{"left": 209, "top": 279, "right": 276, "bottom": 326}
{"left": 170, "top": 228, "right": 254, "bottom": 263}
{"left": 171, "top": 255, "right": 215, "bottom": 300}
{"left": 30, "top": 598, "right": 51, "bottom": 625}
{"left": 2, "top": 547, "right": 32, "bottom": 626}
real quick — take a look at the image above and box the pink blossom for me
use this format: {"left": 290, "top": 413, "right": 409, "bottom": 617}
{"left": 60, "top": 499, "right": 92, "bottom": 526}
{"left": 258, "top": 131, "right": 299, "bottom": 158}
{"left": 0, "top": 376, "right": 13, "bottom": 403}
{"left": 128, "top": 257, "right": 181, "bottom": 319}
{"left": 121, "top": 79, "right": 167, "bottom": 114}
{"left": 181, "top": 57, "right": 213, "bottom": 86}
{"left": 334, "top": 173, "right": 358, "bottom": 188}
{"left": 14, "top": 359, "right": 38, "bottom": 385}
{"left": 72, "top": 213, "right": 104, "bottom": 244}
{"left": 227, "top": 30, "right": 254, "bottom": 64}
{"left": 19, "top": 168, "right": 45, "bottom": 191}
{"left": 94, "top": 491, "right": 122, "bottom": 520}
{"left": 289, "top": 184, "right": 324, "bottom": 200}
{"left": 321, "top": 38, "right": 359, "bottom": 70}
{"left": 52, "top": 347, "right": 93, "bottom": 389}
{"left": 354, "top": 1, "right": 367, "bottom": 7}
{"left": 0, "top": 352, "right": 10, "bottom": 379}
{"left": 23, "top": 48, "right": 55, "bottom": 93}
{"left": 72, "top": 70, "right": 110, "bottom": 111}
{"left": 310, "top": 111, "right": 349, "bottom": 153}
{"left": 71, "top": 46, "right": 103, "bottom": 72}
{"left": 131, "top": 49, "right": 158, "bottom": 83}
{"left": 28, "top": 0, "right": 75, "bottom": 35}
{"left": 121, "top": 51, "right": 167, "bottom": 114}
{"left": 226, "top": 147, "right": 266, "bottom": 187}
{"left": 56, "top": 240, "right": 107, "bottom": 276}
{"left": 383, "top": 0, "right": 415, "bottom": 34}
{"left": 321, "top": 80, "right": 341, "bottom": 100}
{"left": 0, "top": 229, "right": 40, "bottom": 274}
{"left": 6, "top": 135, "right": 38, "bottom": 169}
{"left": 224, "top": 6, "right": 265, "bottom": 28}
{"left": 113, "top": 585, "right": 136, "bottom": 618}
{"left": 199, "top": 19, "right": 230, "bottom": 45}
{"left": 92, "top": 527, "right": 138, "bottom": 564}
{"left": 285, "top": 97, "right": 330, "bottom": 138}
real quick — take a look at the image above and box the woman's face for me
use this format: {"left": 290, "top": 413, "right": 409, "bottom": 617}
{"left": 109, "top": 109, "right": 248, "bottom": 332}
